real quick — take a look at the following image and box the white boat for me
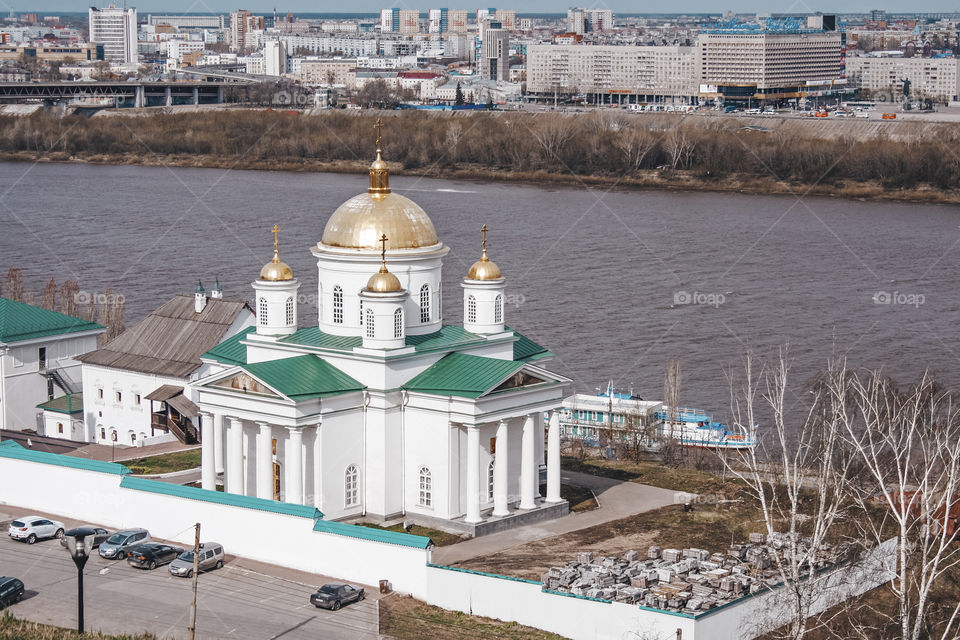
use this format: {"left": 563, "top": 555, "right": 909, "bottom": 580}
{"left": 559, "top": 385, "right": 757, "bottom": 451}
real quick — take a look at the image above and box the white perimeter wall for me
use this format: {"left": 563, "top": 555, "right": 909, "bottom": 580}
{"left": 0, "top": 453, "right": 897, "bottom": 640}
{"left": 0, "top": 456, "right": 430, "bottom": 598}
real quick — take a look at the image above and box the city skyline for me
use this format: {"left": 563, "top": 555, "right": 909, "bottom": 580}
{"left": 17, "top": 2, "right": 960, "bottom": 15}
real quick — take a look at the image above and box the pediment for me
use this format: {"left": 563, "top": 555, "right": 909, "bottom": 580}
{"left": 490, "top": 370, "right": 549, "bottom": 394}
{"left": 210, "top": 372, "right": 281, "bottom": 398}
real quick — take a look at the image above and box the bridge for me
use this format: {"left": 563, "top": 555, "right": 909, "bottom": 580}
{"left": 0, "top": 81, "right": 247, "bottom": 107}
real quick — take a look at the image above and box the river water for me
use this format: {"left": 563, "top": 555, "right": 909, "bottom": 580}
{"left": 2, "top": 161, "right": 959, "bottom": 420}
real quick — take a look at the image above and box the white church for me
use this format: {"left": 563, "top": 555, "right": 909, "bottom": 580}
{"left": 193, "top": 133, "right": 571, "bottom": 533}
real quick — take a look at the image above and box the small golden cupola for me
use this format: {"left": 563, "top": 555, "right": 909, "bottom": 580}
{"left": 260, "top": 224, "right": 294, "bottom": 281}
{"left": 365, "top": 234, "right": 403, "bottom": 293}
{"left": 467, "top": 225, "right": 503, "bottom": 281}
{"left": 368, "top": 119, "right": 391, "bottom": 197}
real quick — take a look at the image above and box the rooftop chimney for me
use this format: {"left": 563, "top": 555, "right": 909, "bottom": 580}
{"left": 195, "top": 280, "right": 207, "bottom": 313}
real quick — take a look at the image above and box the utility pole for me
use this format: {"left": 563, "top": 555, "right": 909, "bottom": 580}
{"left": 187, "top": 522, "right": 200, "bottom": 640}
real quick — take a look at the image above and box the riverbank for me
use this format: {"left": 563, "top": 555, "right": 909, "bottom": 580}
{"left": 3, "top": 109, "right": 960, "bottom": 205}
{"left": 4, "top": 150, "right": 959, "bottom": 206}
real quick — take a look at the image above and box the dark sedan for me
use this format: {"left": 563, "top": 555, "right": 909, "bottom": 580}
{"left": 309, "top": 583, "right": 365, "bottom": 610}
{"left": 0, "top": 577, "right": 24, "bottom": 609}
{"left": 126, "top": 543, "right": 184, "bottom": 570}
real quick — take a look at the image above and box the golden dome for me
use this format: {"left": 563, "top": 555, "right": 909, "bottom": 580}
{"left": 365, "top": 233, "right": 403, "bottom": 293}
{"left": 260, "top": 224, "right": 294, "bottom": 281}
{"left": 467, "top": 225, "right": 503, "bottom": 281}
{"left": 321, "top": 119, "right": 439, "bottom": 250}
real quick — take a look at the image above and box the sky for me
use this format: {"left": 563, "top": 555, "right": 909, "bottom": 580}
{"left": 20, "top": 0, "right": 960, "bottom": 16}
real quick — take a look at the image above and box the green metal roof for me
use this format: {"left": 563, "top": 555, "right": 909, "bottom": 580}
{"left": 36, "top": 393, "right": 83, "bottom": 414}
{"left": 202, "top": 326, "right": 255, "bottom": 366}
{"left": 280, "top": 324, "right": 487, "bottom": 354}
{"left": 403, "top": 353, "right": 525, "bottom": 399}
{"left": 509, "top": 328, "right": 553, "bottom": 362}
{"left": 280, "top": 327, "right": 363, "bottom": 351}
{"left": 120, "top": 476, "right": 323, "bottom": 519}
{"left": 241, "top": 355, "right": 365, "bottom": 401}
{"left": 0, "top": 297, "right": 103, "bottom": 344}
{"left": 313, "top": 519, "right": 432, "bottom": 549}
{"left": 0, "top": 439, "right": 131, "bottom": 475}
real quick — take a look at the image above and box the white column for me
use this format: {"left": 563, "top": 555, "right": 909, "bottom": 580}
{"left": 465, "top": 425, "right": 482, "bottom": 524}
{"left": 546, "top": 411, "right": 562, "bottom": 503}
{"left": 213, "top": 413, "right": 225, "bottom": 474}
{"left": 226, "top": 417, "right": 244, "bottom": 494}
{"left": 285, "top": 427, "right": 304, "bottom": 505}
{"left": 313, "top": 423, "right": 322, "bottom": 510}
{"left": 256, "top": 422, "right": 273, "bottom": 500}
{"left": 519, "top": 414, "right": 537, "bottom": 510}
{"left": 492, "top": 420, "right": 510, "bottom": 516}
{"left": 200, "top": 412, "right": 215, "bottom": 491}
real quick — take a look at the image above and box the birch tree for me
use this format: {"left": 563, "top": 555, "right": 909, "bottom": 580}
{"left": 843, "top": 371, "right": 960, "bottom": 640}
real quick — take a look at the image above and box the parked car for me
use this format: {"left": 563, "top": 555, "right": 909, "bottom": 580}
{"left": 59, "top": 526, "right": 111, "bottom": 549}
{"left": 98, "top": 529, "right": 150, "bottom": 560}
{"left": 7, "top": 516, "right": 64, "bottom": 544}
{"left": 0, "top": 577, "right": 24, "bottom": 609}
{"left": 169, "top": 543, "right": 225, "bottom": 578}
{"left": 126, "top": 543, "right": 184, "bottom": 570}
{"left": 310, "top": 583, "right": 365, "bottom": 610}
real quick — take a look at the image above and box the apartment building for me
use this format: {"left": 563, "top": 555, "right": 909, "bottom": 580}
{"left": 428, "top": 9, "right": 469, "bottom": 33}
{"left": 698, "top": 23, "right": 843, "bottom": 101}
{"left": 147, "top": 14, "right": 225, "bottom": 29}
{"left": 88, "top": 5, "right": 137, "bottom": 64}
{"left": 567, "top": 8, "right": 614, "bottom": 35}
{"left": 380, "top": 9, "right": 420, "bottom": 34}
{"left": 481, "top": 26, "right": 509, "bottom": 81}
{"left": 477, "top": 9, "right": 515, "bottom": 30}
{"left": 229, "top": 10, "right": 264, "bottom": 51}
{"left": 300, "top": 58, "right": 357, "bottom": 86}
{"left": 526, "top": 43, "right": 699, "bottom": 104}
{"left": 846, "top": 54, "right": 960, "bottom": 103}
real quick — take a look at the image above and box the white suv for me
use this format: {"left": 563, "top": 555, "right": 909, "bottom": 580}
{"left": 8, "top": 516, "right": 65, "bottom": 544}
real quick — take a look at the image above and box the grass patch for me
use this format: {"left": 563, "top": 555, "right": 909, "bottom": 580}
{"left": 378, "top": 594, "right": 566, "bottom": 640}
{"left": 561, "top": 455, "right": 742, "bottom": 495}
{"left": 123, "top": 449, "right": 201, "bottom": 475}
{"left": 0, "top": 612, "right": 155, "bottom": 639}
{"left": 355, "top": 522, "right": 464, "bottom": 547}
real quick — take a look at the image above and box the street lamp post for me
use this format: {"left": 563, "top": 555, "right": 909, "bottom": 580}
{"left": 63, "top": 527, "right": 96, "bottom": 634}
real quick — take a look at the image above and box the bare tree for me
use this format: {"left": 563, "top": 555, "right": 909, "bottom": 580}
{"left": 58, "top": 280, "right": 79, "bottom": 317}
{"left": 663, "top": 127, "right": 696, "bottom": 170}
{"left": 5, "top": 268, "right": 23, "bottom": 302}
{"left": 40, "top": 277, "right": 56, "bottom": 310}
{"left": 614, "top": 126, "right": 658, "bottom": 173}
{"left": 531, "top": 117, "right": 576, "bottom": 166}
{"left": 843, "top": 371, "right": 960, "bottom": 640}
{"left": 723, "top": 350, "right": 858, "bottom": 640}
{"left": 663, "top": 358, "right": 682, "bottom": 444}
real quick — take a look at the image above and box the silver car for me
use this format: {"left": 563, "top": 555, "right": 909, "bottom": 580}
{"left": 98, "top": 529, "right": 149, "bottom": 560}
{"left": 169, "top": 543, "right": 224, "bottom": 578}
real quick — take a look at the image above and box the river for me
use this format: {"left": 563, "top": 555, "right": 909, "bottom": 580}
{"left": 2, "top": 161, "right": 959, "bottom": 420}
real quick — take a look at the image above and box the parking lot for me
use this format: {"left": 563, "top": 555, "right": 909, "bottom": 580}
{"left": 0, "top": 508, "right": 380, "bottom": 639}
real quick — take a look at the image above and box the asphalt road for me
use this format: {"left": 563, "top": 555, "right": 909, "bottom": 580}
{"left": 0, "top": 519, "right": 379, "bottom": 639}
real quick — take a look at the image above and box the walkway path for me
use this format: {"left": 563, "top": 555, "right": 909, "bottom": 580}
{"left": 66, "top": 440, "right": 200, "bottom": 462}
{"left": 432, "top": 470, "right": 679, "bottom": 565}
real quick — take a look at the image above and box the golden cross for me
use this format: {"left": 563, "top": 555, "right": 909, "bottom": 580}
{"left": 481, "top": 224, "right": 488, "bottom": 253}
{"left": 379, "top": 233, "right": 388, "bottom": 266}
{"left": 374, "top": 118, "right": 383, "bottom": 151}
{"left": 272, "top": 224, "right": 280, "bottom": 254}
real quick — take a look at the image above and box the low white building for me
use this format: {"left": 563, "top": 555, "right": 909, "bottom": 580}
{"left": 76, "top": 286, "right": 254, "bottom": 447}
{"left": 0, "top": 298, "right": 103, "bottom": 433}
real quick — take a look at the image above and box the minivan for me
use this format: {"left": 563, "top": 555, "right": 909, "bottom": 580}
{"left": 98, "top": 528, "right": 150, "bottom": 560}
{"left": 169, "top": 543, "right": 225, "bottom": 578}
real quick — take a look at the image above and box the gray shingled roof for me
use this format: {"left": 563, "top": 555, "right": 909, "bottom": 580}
{"left": 77, "top": 295, "right": 252, "bottom": 378}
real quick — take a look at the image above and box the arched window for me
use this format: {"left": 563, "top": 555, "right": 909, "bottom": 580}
{"left": 285, "top": 297, "right": 295, "bottom": 325}
{"left": 495, "top": 294, "right": 503, "bottom": 323}
{"left": 418, "top": 466, "right": 432, "bottom": 507}
{"left": 345, "top": 464, "right": 359, "bottom": 507}
{"left": 359, "top": 299, "right": 364, "bottom": 325}
{"left": 487, "top": 460, "right": 495, "bottom": 501}
{"left": 467, "top": 295, "right": 477, "bottom": 323}
{"left": 419, "top": 284, "right": 430, "bottom": 323}
{"left": 332, "top": 286, "right": 343, "bottom": 324}
{"left": 258, "top": 297, "right": 268, "bottom": 325}
{"left": 394, "top": 308, "right": 403, "bottom": 338}
{"left": 365, "top": 308, "right": 375, "bottom": 338}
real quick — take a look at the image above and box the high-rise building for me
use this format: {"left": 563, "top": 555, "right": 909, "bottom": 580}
{"left": 698, "top": 19, "right": 843, "bottom": 102}
{"left": 88, "top": 5, "right": 138, "bottom": 64}
{"left": 566, "top": 8, "right": 613, "bottom": 35}
{"left": 481, "top": 23, "right": 509, "bottom": 81}
{"left": 448, "top": 10, "right": 468, "bottom": 32}
{"left": 428, "top": 8, "right": 447, "bottom": 33}
{"left": 869, "top": 9, "right": 887, "bottom": 22}
{"left": 263, "top": 40, "right": 287, "bottom": 76}
{"left": 476, "top": 8, "right": 515, "bottom": 31}
{"left": 380, "top": 8, "right": 420, "bottom": 34}
{"left": 229, "top": 10, "right": 264, "bottom": 51}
